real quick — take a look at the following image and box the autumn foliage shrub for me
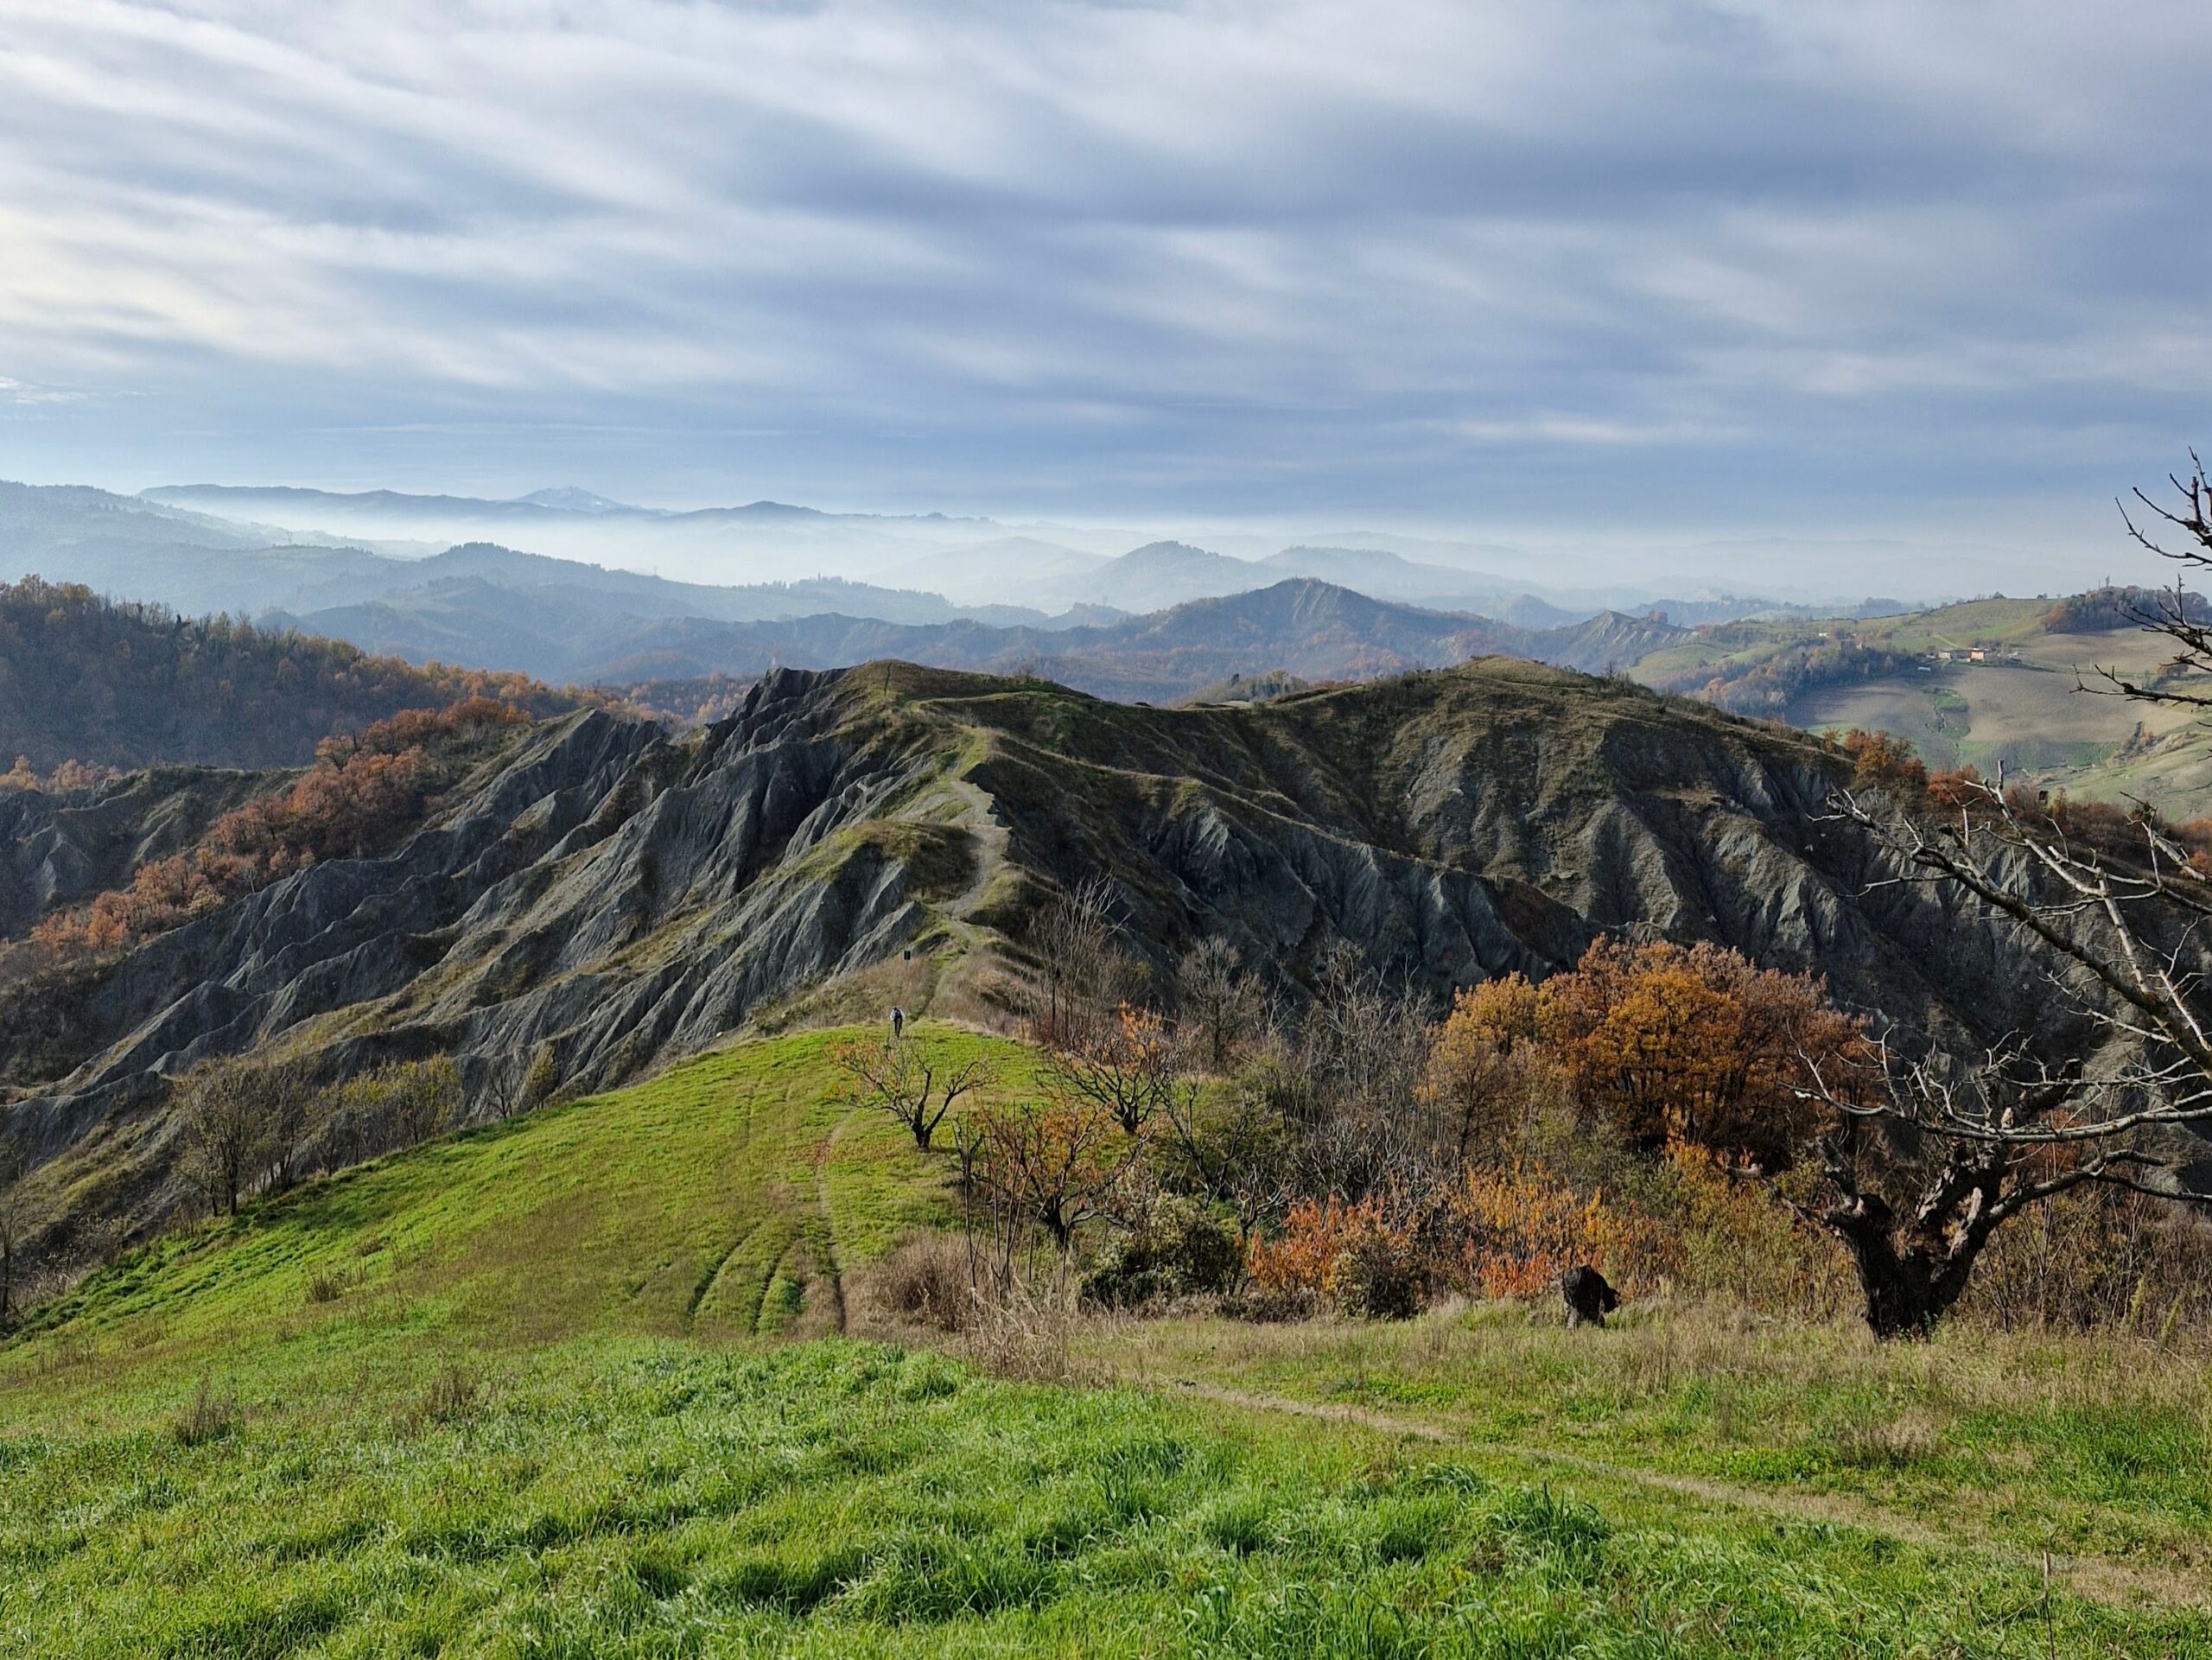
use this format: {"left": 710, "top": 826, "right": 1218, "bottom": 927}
{"left": 0, "top": 756, "right": 120, "bottom": 793}
{"left": 1247, "top": 1195, "right": 1370, "bottom": 1314}
{"left": 1416, "top": 975, "right": 1557, "bottom": 1161}
{"left": 1962, "top": 1180, "right": 2212, "bottom": 1334}
{"left": 1923, "top": 764, "right": 1985, "bottom": 810}
{"left": 314, "top": 696, "right": 526, "bottom": 766}
{"left": 1651, "top": 1144, "right": 1849, "bottom": 1320}
{"left": 1247, "top": 1193, "right": 1427, "bottom": 1320}
{"left": 1431, "top": 1165, "right": 1658, "bottom": 1302}
{"left": 1248, "top": 1172, "right": 1659, "bottom": 1318}
{"left": 1218, "top": 920, "right": 2209, "bottom": 1335}
{"left": 1325, "top": 1201, "right": 1425, "bottom": 1319}
{"left": 1236, "top": 937, "right": 1882, "bottom": 1324}
{"left": 1839, "top": 727, "right": 1929, "bottom": 794}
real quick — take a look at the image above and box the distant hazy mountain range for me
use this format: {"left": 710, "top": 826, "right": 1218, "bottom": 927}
{"left": 2, "top": 481, "right": 1110, "bottom": 636}
{"left": 2, "top": 479, "right": 1910, "bottom": 691}
{"left": 138, "top": 481, "right": 1090, "bottom": 591}
{"left": 134, "top": 480, "right": 1878, "bottom": 621}
{"left": 138, "top": 481, "right": 1595, "bottom": 616}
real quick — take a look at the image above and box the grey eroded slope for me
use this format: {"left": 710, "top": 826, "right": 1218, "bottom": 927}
{"left": 1, "top": 658, "right": 2083, "bottom": 1261}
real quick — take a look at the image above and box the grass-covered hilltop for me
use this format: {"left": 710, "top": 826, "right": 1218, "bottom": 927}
{"left": 5, "top": 622, "right": 2212, "bottom": 1653}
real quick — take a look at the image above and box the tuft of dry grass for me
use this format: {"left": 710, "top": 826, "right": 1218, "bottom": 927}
{"left": 407, "top": 1358, "right": 484, "bottom": 1428}
{"left": 303, "top": 1263, "right": 363, "bottom": 1305}
{"left": 855, "top": 1233, "right": 976, "bottom": 1334}
{"left": 1832, "top": 1409, "right": 1944, "bottom": 1471}
{"left": 169, "top": 1373, "right": 240, "bottom": 1446}
{"left": 960, "top": 1289, "right": 1121, "bottom": 1386}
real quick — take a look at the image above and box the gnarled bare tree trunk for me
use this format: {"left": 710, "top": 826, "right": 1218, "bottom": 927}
{"left": 1807, "top": 455, "right": 2212, "bottom": 1337}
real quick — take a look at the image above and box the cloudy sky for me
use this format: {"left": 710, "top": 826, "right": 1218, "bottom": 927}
{"left": 2, "top": 1, "right": 2207, "bottom": 587}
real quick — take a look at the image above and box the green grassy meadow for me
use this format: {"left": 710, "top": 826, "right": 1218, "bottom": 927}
{"left": 3, "top": 1026, "right": 2209, "bottom": 1656}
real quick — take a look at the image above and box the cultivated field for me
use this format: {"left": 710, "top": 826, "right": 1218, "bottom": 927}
{"left": 1631, "top": 602, "right": 2212, "bottom": 813}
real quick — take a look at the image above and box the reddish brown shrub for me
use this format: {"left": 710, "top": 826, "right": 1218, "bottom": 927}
{"left": 1533, "top": 938, "right": 1868, "bottom": 1164}
{"left": 1839, "top": 728, "right": 1929, "bottom": 794}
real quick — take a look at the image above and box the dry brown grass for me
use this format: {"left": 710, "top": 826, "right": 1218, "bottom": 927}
{"left": 853, "top": 1232, "right": 977, "bottom": 1334}
{"left": 405, "top": 1358, "right": 485, "bottom": 1429}
{"left": 855, "top": 1231, "right": 1128, "bottom": 1385}
{"left": 303, "top": 1262, "right": 364, "bottom": 1305}
{"left": 958, "top": 1287, "right": 1125, "bottom": 1386}
{"left": 1086, "top": 1292, "right": 2212, "bottom": 1428}
{"left": 169, "top": 1372, "right": 241, "bottom": 1446}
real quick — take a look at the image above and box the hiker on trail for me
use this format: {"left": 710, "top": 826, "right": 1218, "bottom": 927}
{"left": 890, "top": 1007, "right": 906, "bottom": 1040}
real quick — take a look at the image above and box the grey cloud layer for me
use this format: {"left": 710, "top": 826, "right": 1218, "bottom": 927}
{"left": 1, "top": 0, "right": 2207, "bottom": 568}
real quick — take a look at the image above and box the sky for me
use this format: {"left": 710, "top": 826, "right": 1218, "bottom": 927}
{"left": 2, "top": 1, "right": 2209, "bottom": 591}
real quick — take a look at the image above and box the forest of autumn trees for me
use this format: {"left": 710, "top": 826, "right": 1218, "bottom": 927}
{"left": 0, "top": 577, "right": 581, "bottom": 772}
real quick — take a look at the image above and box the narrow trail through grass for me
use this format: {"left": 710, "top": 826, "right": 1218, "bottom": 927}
{"left": 812, "top": 1121, "right": 849, "bottom": 1337}
{"left": 1169, "top": 1380, "right": 2198, "bottom": 1610}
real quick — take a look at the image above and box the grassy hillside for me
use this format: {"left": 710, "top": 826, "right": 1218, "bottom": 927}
{"left": 3, "top": 1026, "right": 2206, "bottom": 1655}
{"left": 7, "top": 1023, "right": 1007, "bottom": 1375}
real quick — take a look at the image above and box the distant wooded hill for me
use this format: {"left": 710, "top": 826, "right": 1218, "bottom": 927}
{"left": 566, "top": 579, "right": 1688, "bottom": 698}
{"left": 0, "top": 578, "right": 582, "bottom": 771}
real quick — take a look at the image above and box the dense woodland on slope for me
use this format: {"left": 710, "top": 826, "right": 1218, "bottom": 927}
{"left": 26, "top": 697, "right": 537, "bottom": 957}
{"left": 0, "top": 578, "right": 583, "bottom": 771}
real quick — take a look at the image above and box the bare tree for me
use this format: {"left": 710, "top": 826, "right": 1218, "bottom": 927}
{"left": 1795, "top": 1034, "right": 2194, "bottom": 1337}
{"left": 1046, "top": 1003, "right": 1181, "bottom": 1135}
{"left": 1808, "top": 457, "right": 2212, "bottom": 1336}
{"left": 1290, "top": 946, "right": 1438, "bottom": 1196}
{"left": 974, "top": 1092, "right": 1138, "bottom": 1251}
{"left": 1176, "top": 936, "right": 1268, "bottom": 1072}
{"left": 1033, "top": 876, "right": 1137, "bottom": 1047}
{"left": 832, "top": 1032, "right": 989, "bottom": 1152}
{"left": 1160, "top": 1070, "right": 1295, "bottom": 1256}
{"left": 488, "top": 1047, "right": 563, "bottom": 1122}
{"left": 315, "top": 1057, "right": 465, "bottom": 1170}
{"left": 2090, "top": 450, "right": 2212, "bottom": 708}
